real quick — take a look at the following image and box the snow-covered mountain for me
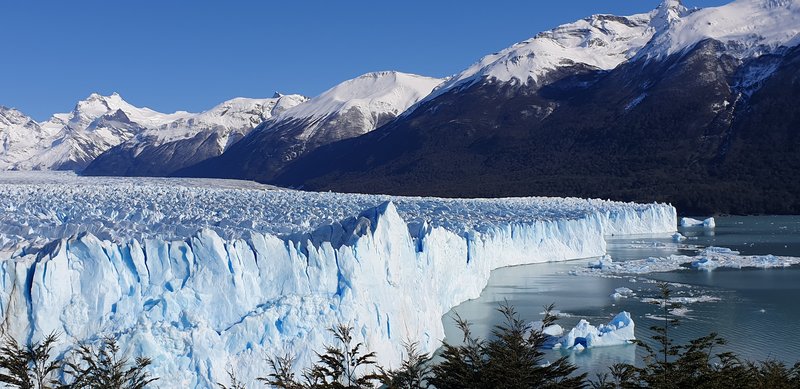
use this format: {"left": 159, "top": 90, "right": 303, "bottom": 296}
{"left": 266, "top": 71, "right": 443, "bottom": 156}
{"left": 175, "top": 71, "right": 443, "bottom": 181}
{"left": 83, "top": 94, "right": 308, "bottom": 176}
{"left": 0, "top": 93, "right": 192, "bottom": 171}
{"left": 427, "top": 0, "right": 799, "bottom": 99}
{"left": 420, "top": 0, "right": 689, "bottom": 105}
{"left": 638, "top": 0, "right": 800, "bottom": 60}
{"left": 276, "top": 0, "right": 800, "bottom": 214}
{"left": 2, "top": 93, "right": 307, "bottom": 174}
{"left": 0, "top": 107, "right": 56, "bottom": 169}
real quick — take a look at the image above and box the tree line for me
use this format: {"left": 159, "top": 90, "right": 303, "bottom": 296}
{"left": 2, "top": 283, "right": 798, "bottom": 388}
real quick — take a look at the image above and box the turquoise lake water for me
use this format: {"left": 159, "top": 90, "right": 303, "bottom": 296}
{"left": 443, "top": 216, "right": 800, "bottom": 375}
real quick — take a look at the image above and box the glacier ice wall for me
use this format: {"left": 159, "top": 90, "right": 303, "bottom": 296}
{"left": 0, "top": 191, "right": 675, "bottom": 388}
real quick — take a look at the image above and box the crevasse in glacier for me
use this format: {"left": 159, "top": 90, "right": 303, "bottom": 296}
{"left": 0, "top": 176, "right": 676, "bottom": 388}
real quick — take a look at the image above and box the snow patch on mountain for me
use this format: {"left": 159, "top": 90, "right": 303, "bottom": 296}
{"left": 424, "top": 4, "right": 679, "bottom": 101}
{"left": 260, "top": 71, "right": 443, "bottom": 147}
{"left": 1, "top": 93, "right": 193, "bottom": 170}
{"left": 0, "top": 107, "right": 58, "bottom": 170}
{"left": 64, "top": 92, "right": 191, "bottom": 130}
{"left": 279, "top": 72, "right": 443, "bottom": 124}
{"left": 133, "top": 94, "right": 308, "bottom": 149}
{"left": 638, "top": 0, "right": 800, "bottom": 60}
{"left": 416, "top": 0, "right": 800, "bottom": 108}
{"left": 2, "top": 93, "right": 308, "bottom": 172}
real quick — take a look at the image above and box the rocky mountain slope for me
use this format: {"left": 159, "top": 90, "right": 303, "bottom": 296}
{"left": 2, "top": 93, "right": 302, "bottom": 173}
{"left": 83, "top": 94, "right": 308, "bottom": 176}
{"left": 2, "top": 93, "right": 194, "bottom": 170}
{"left": 274, "top": 0, "right": 800, "bottom": 214}
{"left": 175, "top": 71, "right": 443, "bottom": 181}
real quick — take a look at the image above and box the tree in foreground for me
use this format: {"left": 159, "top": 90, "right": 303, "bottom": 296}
{"left": 594, "top": 282, "right": 800, "bottom": 389}
{"left": 430, "top": 302, "right": 586, "bottom": 389}
{"left": 0, "top": 332, "right": 61, "bottom": 389}
{"left": 379, "top": 341, "right": 432, "bottom": 389}
{"left": 218, "top": 369, "right": 249, "bottom": 389}
{"left": 261, "top": 324, "right": 384, "bottom": 389}
{"left": 60, "top": 336, "right": 158, "bottom": 389}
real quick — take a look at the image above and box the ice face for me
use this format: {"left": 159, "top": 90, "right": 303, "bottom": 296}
{"left": 0, "top": 173, "right": 677, "bottom": 388}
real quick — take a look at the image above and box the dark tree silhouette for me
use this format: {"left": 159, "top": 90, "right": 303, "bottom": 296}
{"left": 60, "top": 336, "right": 157, "bottom": 389}
{"left": 0, "top": 332, "right": 61, "bottom": 389}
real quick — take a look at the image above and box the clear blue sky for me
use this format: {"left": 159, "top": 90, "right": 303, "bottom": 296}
{"left": 1, "top": 0, "right": 730, "bottom": 120}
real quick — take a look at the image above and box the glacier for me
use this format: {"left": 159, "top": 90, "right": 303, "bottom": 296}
{"left": 0, "top": 172, "right": 676, "bottom": 388}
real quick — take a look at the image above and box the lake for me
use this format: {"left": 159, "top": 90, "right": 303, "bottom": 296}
{"left": 443, "top": 216, "right": 800, "bottom": 375}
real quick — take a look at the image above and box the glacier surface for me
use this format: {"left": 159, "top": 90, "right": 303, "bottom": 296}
{"left": 0, "top": 172, "right": 676, "bottom": 388}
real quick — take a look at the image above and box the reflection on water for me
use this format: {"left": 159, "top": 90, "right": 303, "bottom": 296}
{"left": 442, "top": 216, "right": 800, "bottom": 376}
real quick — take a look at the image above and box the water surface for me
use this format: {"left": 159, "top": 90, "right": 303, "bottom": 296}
{"left": 443, "top": 216, "right": 800, "bottom": 375}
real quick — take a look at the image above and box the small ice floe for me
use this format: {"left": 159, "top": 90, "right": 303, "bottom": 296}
{"left": 611, "top": 287, "right": 635, "bottom": 299}
{"left": 554, "top": 312, "right": 635, "bottom": 350}
{"left": 641, "top": 295, "right": 720, "bottom": 305}
{"left": 680, "top": 217, "right": 715, "bottom": 229}
{"left": 669, "top": 307, "right": 692, "bottom": 317}
{"left": 539, "top": 309, "right": 573, "bottom": 318}
{"left": 588, "top": 255, "right": 613, "bottom": 269}
{"left": 527, "top": 321, "right": 565, "bottom": 349}
{"left": 672, "top": 233, "right": 687, "bottom": 242}
{"left": 572, "top": 246, "right": 800, "bottom": 276}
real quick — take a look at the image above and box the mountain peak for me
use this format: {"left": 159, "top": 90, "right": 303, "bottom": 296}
{"left": 650, "top": 0, "right": 690, "bottom": 31}
{"left": 279, "top": 71, "right": 443, "bottom": 121}
{"left": 638, "top": 0, "right": 800, "bottom": 60}
{"left": 659, "top": 0, "right": 685, "bottom": 9}
{"left": 0, "top": 106, "right": 33, "bottom": 127}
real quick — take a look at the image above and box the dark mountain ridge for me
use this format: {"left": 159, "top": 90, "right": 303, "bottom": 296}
{"left": 273, "top": 41, "right": 800, "bottom": 214}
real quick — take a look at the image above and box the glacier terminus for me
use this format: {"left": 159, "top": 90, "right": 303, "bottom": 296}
{"left": 0, "top": 172, "right": 675, "bottom": 388}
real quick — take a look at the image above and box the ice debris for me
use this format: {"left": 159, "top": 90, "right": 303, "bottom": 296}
{"left": 553, "top": 312, "right": 635, "bottom": 350}
{"left": 573, "top": 247, "right": 800, "bottom": 276}
{"left": 612, "top": 287, "right": 635, "bottom": 299}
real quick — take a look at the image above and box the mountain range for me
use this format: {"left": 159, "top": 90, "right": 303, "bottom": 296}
{"left": 2, "top": 0, "right": 799, "bottom": 214}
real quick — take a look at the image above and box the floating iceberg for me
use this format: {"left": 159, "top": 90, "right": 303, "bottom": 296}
{"left": 611, "top": 287, "right": 635, "bottom": 299}
{"left": 672, "top": 232, "right": 687, "bottom": 242}
{"left": 680, "top": 217, "right": 715, "bottom": 229}
{"left": 556, "top": 312, "right": 635, "bottom": 350}
{"left": 587, "top": 255, "right": 613, "bottom": 269}
{"left": 0, "top": 172, "right": 676, "bottom": 388}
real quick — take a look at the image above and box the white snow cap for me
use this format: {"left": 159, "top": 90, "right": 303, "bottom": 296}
{"left": 136, "top": 94, "right": 308, "bottom": 147}
{"left": 638, "top": 0, "right": 800, "bottom": 60}
{"left": 66, "top": 92, "right": 192, "bottom": 129}
{"left": 279, "top": 71, "right": 443, "bottom": 121}
{"left": 427, "top": 0, "right": 799, "bottom": 101}
{"left": 428, "top": 3, "right": 670, "bottom": 97}
{"left": 0, "top": 92, "right": 308, "bottom": 170}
